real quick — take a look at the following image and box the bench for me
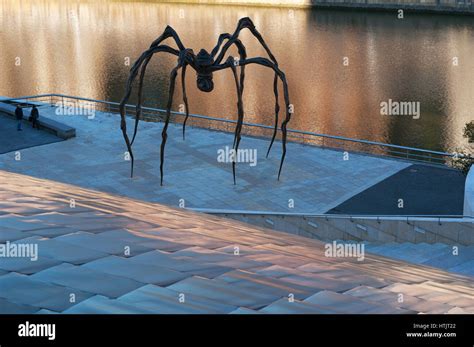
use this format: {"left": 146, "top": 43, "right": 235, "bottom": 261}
{"left": 0, "top": 103, "right": 76, "bottom": 139}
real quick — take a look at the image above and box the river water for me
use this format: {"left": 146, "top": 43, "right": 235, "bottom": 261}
{"left": 1, "top": 0, "right": 474, "bottom": 152}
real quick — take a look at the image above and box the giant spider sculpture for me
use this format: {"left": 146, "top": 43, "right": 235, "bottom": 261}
{"left": 119, "top": 17, "right": 292, "bottom": 185}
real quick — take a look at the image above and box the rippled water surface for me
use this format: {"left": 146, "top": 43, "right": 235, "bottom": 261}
{"left": 1, "top": 0, "right": 474, "bottom": 151}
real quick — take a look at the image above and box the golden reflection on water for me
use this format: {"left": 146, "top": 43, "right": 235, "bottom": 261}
{"left": 1, "top": 0, "right": 474, "bottom": 151}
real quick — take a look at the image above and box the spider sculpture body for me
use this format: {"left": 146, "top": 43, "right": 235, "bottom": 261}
{"left": 119, "top": 17, "right": 292, "bottom": 185}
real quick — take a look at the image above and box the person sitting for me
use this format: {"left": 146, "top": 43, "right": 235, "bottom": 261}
{"left": 29, "top": 105, "right": 40, "bottom": 130}
{"left": 15, "top": 105, "right": 23, "bottom": 131}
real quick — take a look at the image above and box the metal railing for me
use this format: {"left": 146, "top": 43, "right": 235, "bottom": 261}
{"left": 1, "top": 93, "right": 461, "bottom": 166}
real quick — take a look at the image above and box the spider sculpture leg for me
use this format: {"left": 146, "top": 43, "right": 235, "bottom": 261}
{"left": 213, "top": 18, "right": 281, "bottom": 158}
{"left": 132, "top": 55, "right": 155, "bottom": 145}
{"left": 124, "top": 25, "right": 186, "bottom": 136}
{"left": 119, "top": 25, "right": 186, "bottom": 177}
{"left": 266, "top": 74, "right": 280, "bottom": 158}
{"left": 160, "top": 54, "right": 188, "bottom": 186}
{"left": 227, "top": 57, "right": 244, "bottom": 185}
{"left": 180, "top": 34, "right": 248, "bottom": 142}
{"left": 181, "top": 64, "right": 190, "bottom": 140}
{"left": 210, "top": 35, "right": 248, "bottom": 151}
{"left": 131, "top": 26, "right": 188, "bottom": 144}
{"left": 211, "top": 34, "right": 247, "bottom": 95}
{"left": 244, "top": 58, "right": 291, "bottom": 180}
{"left": 119, "top": 45, "right": 178, "bottom": 177}
{"left": 213, "top": 56, "right": 291, "bottom": 180}
{"left": 232, "top": 45, "right": 246, "bottom": 151}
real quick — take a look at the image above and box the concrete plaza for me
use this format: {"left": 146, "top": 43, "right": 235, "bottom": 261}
{"left": 0, "top": 104, "right": 412, "bottom": 214}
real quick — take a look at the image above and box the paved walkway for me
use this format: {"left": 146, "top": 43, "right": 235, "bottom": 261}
{"left": 0, "top": 104, "right": 411, "bottom": 214}
{"left": 1, "top": 170, "right": 472, "bottom": 314}
{"left": 0, "top": 113, "right": 63, "bottom": 154}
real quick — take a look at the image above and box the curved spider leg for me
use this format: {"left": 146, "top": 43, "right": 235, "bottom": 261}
{"left": 160, "top": 57, "right": 186, "bottom": 186}
{"left": 131, "top": 55, "right": 153, "bottom": 146}
{"left": 211, "top": 36, "right": 247, "bottom": 149}
{"left": 181, "top": 64, "right": 190, "bottom": 141}
{"left": 120, "top": 50, "right": 156, "bottom": 178}
{"left": 120, "top": 24, "right": 185, "bottom": 177}
{"left": 214, "top": 57, "right": 291, "bottom": 180}
{"left": 119, "top": 45, "right": 179, "bottom": 177}
{"left": 235, "top": 56, "right": 246, "bottom": 151}
{"left": 215, "top": 18, "right": 277, "bottom": 68}
{"left": 278, "top": 86, "right": 291, "bottom": 181}
{"left": 213, "top": 20, "right": 281, "bottom": 158}
{"left": 233, "top": 53, "right": 247, "bottom": 150}
{"left": 132, "top": 42, "right": 185, "bottom": 145}
{"left": 265, "top": 74, "right": 280, "bottom": 158}
{"left": 227, "top": 57, "right": 244, "bottom": 185}
{"left": 247, "top": 59, "right": 291, "bottom": 180}
{"left": 238, "top": 43, "right": 246, "bottom": 97}
{"left": 131, "top": 26, "right": 188, "bottom": 143}
{"left": 211, "top": 33, "right": 233, "bottom": 58}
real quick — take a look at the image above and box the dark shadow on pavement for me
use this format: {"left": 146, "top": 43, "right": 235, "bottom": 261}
{"left": 328, "top": 164, "right": 466, "bottom": 216}
{"left": 0, "top": 113, "right": 64, "bottom": 154}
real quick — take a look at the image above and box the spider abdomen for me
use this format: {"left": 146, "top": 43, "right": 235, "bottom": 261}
{"left": 196, "top": 49, "right": 215, "bottom": 92}
{"left": 196, "top": 73, "right": 214, "bottom": 92}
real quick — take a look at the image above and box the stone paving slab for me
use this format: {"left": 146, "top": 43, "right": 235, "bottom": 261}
{"left": 345, "top": 285, "right": 425, "bottom": 308}
{"left": 29, "top": 226, "right": 81, "bottom": 238}
{"left": 0, "top": 216, "right": 48, "bottom": 231}
{"left": 304, "top": 290, "right": 410, "bottom": 314}
{"left": 171, "top": 246, "right": 271, "bottom": 270}
{"left": 118, "top": 284, "right": 236, "bottom": 314}
{"left": 63, "top": 295, "right": 154, "bottom": 314}
{"left": 17, "top": 236, "right": 109, "bottom": 265}
{"left": 0, "top": 228, "right": 32, "bottom": 242}
{"left": 0, "top": 297, "right": 39, "bottom": 314}
{"left": 0, "top": 253, "right": 61, "bottom": 275}
{"left": 31, "top": 263, "right": 144, "bottom": 298}
{"left": 217, "top": 269, "right": 315, "bottom": 299}
{"left": 0, "top": 272, "right": 92, "bottom": 312}
{"left": 0, "top": 104, "right": 411, "bottom": 214}
{"left": 97, "top": 229, "right": 189, "bottom": 252}
{"left": 82, "top": 255, "right": 187, "bottom": 286}
{"left": 230, "top": 307, "right": 262, "bottom": 314}
{"left": 55, "top": 231, "right": 154, "bottom": 256}
{"left": 167, "top": 276, "right": 281, "bottom": 309}
{"left": 280, "top": 272, "right": 361, "bottom": 293}
{"left": 129, "top": 250, "right": 234, "bottom": 279}
{"left": 259, "top": 298, "right": 339, "bottom": 314}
